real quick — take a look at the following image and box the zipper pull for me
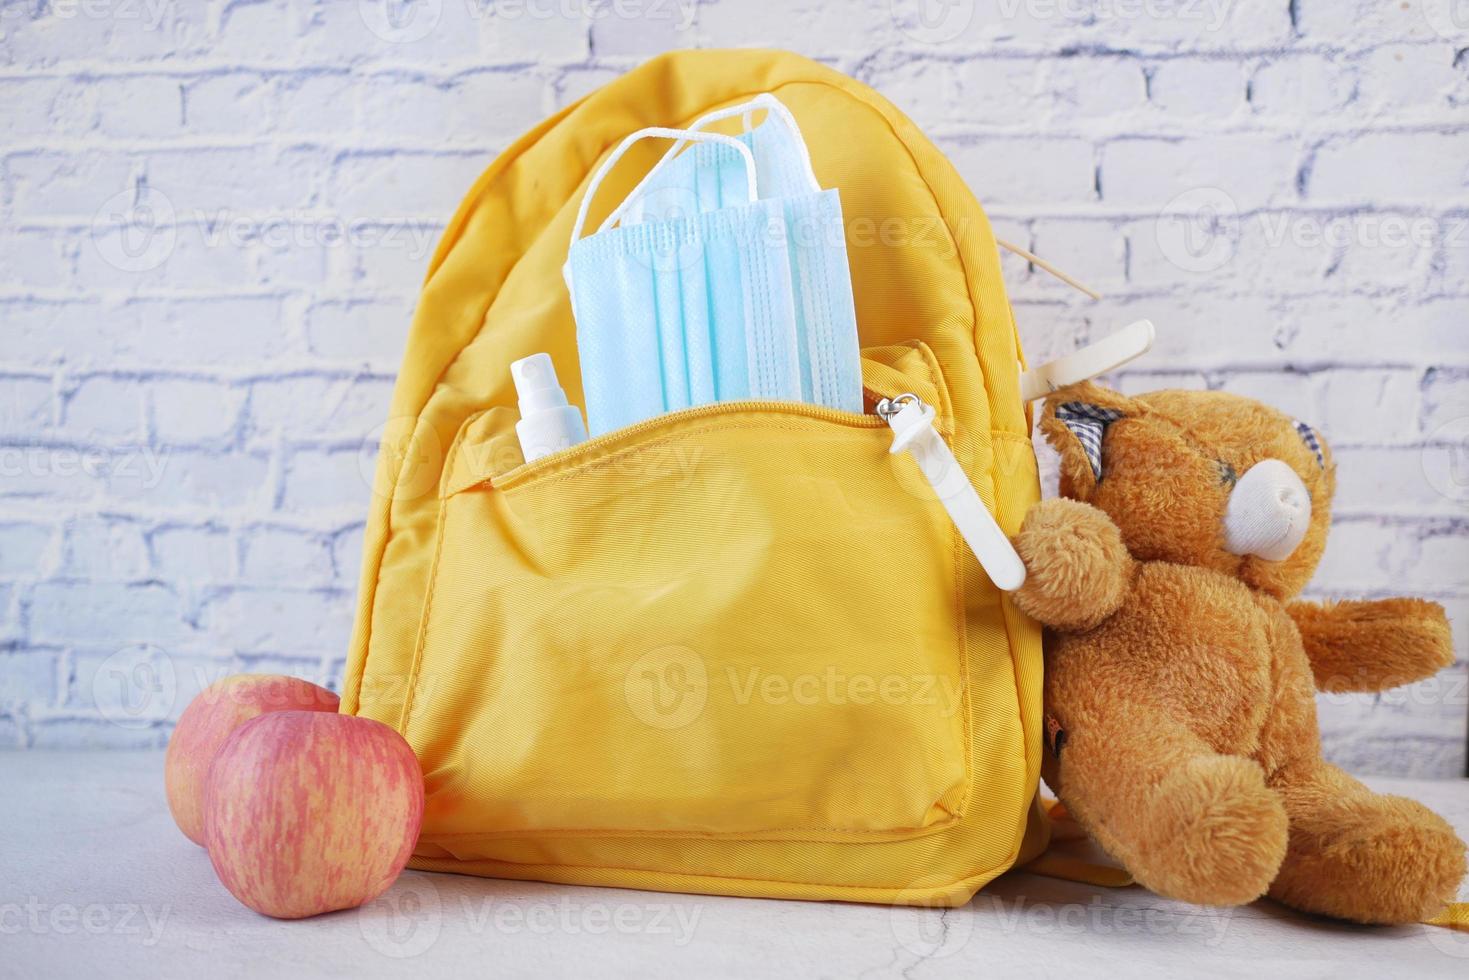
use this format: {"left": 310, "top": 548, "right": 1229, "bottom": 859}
{"left": 877, "top": 395, "right": 1027, "bottom": 592}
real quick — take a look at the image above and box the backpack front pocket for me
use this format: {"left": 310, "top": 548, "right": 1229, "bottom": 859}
{"left": 401, "top": 395, "right": 973, "bottom": 843}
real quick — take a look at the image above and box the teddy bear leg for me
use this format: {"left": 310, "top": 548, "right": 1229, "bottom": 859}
{"left": 1267, "top": 759, "right": 1467, "bottom": 924}
{"left": 1056, "top": 711, "right": 1289, "bottom": 907}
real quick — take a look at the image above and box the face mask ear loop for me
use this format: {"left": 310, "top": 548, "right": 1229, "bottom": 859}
{"left": 672, "top": 94, "right": 820, "bottom": 194}
{"left": 564, "top": 127, "right": 758, "bottom": 292}
{"left": 594, "top": 94, "right": 821, "bottom": 239}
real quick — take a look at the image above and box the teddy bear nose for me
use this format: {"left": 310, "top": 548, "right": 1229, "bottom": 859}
{"left": 1222, "top": 459, "right": 1312, "bottom": 562}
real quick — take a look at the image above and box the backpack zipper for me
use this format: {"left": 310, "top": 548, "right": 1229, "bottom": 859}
{"left": 877, "top": 394, "right": 1027, "bottom": 592}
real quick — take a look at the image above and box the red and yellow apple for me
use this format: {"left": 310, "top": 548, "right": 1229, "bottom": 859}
{"left": 165, "top": 674, "right": 339, "bottom": 845}
{"left": 203, "top": 711, "right": 424, "bottom": 919}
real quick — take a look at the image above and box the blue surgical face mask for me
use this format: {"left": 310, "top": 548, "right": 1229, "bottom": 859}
{"left": 609, "top": 96, "right": 863, "bottom": 417}
{"left": 565, "top": 128, "right": 804, "bottom": 436}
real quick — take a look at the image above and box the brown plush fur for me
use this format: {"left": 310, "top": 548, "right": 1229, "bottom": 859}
{"left": 1015, "top": 381, "right": 1464, "bottom": 925}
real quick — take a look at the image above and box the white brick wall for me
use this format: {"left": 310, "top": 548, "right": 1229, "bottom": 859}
{"left": 1, "top": 1, "right": 1465, "bottom": 775}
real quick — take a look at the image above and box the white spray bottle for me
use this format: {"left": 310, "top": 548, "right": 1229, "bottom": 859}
{"left": 511, "top": 353, "right": 588, "bottom": 464}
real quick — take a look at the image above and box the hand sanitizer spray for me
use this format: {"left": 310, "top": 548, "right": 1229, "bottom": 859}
{"left": 511, "top": 353, "right": 588, "bottom": 464}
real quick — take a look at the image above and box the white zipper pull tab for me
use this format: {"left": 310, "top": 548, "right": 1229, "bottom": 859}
{"left": 877, "top": 395, "right": 1027, "bottom": 592}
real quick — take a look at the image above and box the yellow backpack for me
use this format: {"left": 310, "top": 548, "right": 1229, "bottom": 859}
{"left": 338, "top": 48, "right": 1052, "bottom": 906}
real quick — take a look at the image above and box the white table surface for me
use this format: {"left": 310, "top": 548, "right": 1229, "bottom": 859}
{"left": 4, "top": 751, "right": 1467, "bottom": 979}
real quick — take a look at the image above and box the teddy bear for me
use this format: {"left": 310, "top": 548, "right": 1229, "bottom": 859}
{"left": 1011, "top": 380, "right": 1465, "bottom": 925}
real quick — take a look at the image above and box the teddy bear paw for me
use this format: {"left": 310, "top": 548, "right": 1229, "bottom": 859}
{"left": 1012, "top": 498, "right": 1131, "bottom": 631}
{"left": 1131, "top": 755, "right": 1289, "bottom": 907}
{"left": 1269, "top": 796, "right": 1467, "bottom": 924}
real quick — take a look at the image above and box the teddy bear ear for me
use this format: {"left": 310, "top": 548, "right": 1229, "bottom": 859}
{"left": 1291, "top": 418, "right": 1327, "bottom": 469}
{"left": 1038, "top": 381, "right": 1141, "bottom": 489}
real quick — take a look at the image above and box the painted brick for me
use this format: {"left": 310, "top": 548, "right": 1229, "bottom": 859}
{"left": 61, "top": 376, "right": 147, "bottom": 441}
{"left": 149, "top": 525, "right": 234, "bottom": 582}
{"left": 143, "top": 146, "right": 327, "bottom": 215}
{"left": 329, "top": 150, "right": 490, "bottom": 218}
{"left": 349, "top": 222, "right": 445, "bottom": 290}
{"left": 0, "top": 648, "right": 59, "bottom": 705}
{"left": 273, "top": 72, "right": 362, "bottom": 137}
{"left": 0, "top": 227, "right": 78, "bottom": 290}
{"left": 3, "top": 297, "right": 293, "bottom": 368}
{"left": 3, "top": 77, "right": 101, "bottom": 136}
{"left": 1330, "top": 447, "right": 1454, "bottom": 517}
{"left": 8, "top": 151, "right": 139, "bottom": 221}
{"left": 1148, "top": 59, "right": 1245, "bottom": 118}
{"left": 331, "top": 522, "right": 367, "bottom": 584}
{"left": 104, "top": 449, "right": 270, "bottom": 511}
{"left": 1277, "top": 295, "right": 1466, "bottom": 368}
{"left": 588, "top": 1, "right": 695, "bottom": 56}
{"left": 239, "top": 527, "right": 333, "bottom": 586}
{"left": 0, "top": 1, "right": 209, "bottom": 66}
{"left": 1421, "top": 369, "right": 1469, "bottom": 435}
{"left": 208, "top": 0, "right": 302, "bottom": 65}
{"left": 76, "top": 222, "right": 259, "bottom": 294}
{"left": 279, "top": 448, "right": 374, "bottom": 514}
{"left": 95, "top": 75, "right": 184, "bottom": 138}
{"left": 62, "top": 516, "right": 149, "bottom": 580}
{"left": 1248, "top": 55, "right": 1356, "bottom": 117}
{"left": 876, "top": 57, "right": 1147, "bottom": 131}
{"left": 1308, "top": 132, "right": 1469, "bottom": 202}
{"left": 1216, "top": 371, "right": 1317, "bottom": 422}
{"left": 942, "top": 137, "right": 1097, "bottom": 206}
{"left": 1355, "top": 44, "right": 1467, "bottom": 114}
{"left": 150, "top": 380, "right": 245, "bottom": 445}
{"left": 554, "top": 67, "right": 623, "bottom": 109}
{"left": 449, "top": 70, "right": 550, "bottom": 146}
{"left": 1314, "top": 369, "right": 1421, "bottom": 444}
{"left": 247, "top": 376, "right": 393, "bottom": 439}
{"left": 1296, "top": 0, "right": 1448, "bottom": 46}
{"left": 0, "top": 585, "right": 16, "bottom": 641}
{"left": 0, "top": 524, "right": 55, "bottom": 579}
{"left": 1313, "top": 519, "right": 1412, "bottom": 594}
{"left": 29, "top": 581, "right": 193, "bottom": 646}
{"left": 0, "top": 445, "right": 108, "bottom": 500}
{"left": 1100, "top": 135, "right": 1298, "bottom": 210}
{"left": 480, "top": 3, "right": 588, "bottom": 63}
{"left": 694, "top": 0, "right": 887, "bottom": 52}
{"left": 181, "top": 73, "right": 272, "bottom": 136}
{"left": 305, "top": 299, "right": 412, "bottom": 363}
{"left": 296, "top": 0, "right": 483, "bottom": 65}
{"left": 0, "top": 376, "right": 55, "bottom": 439}
{"left": 201, "top": 587, "right": 352, "bottom": 655}
{"left": 1030, "top": 218, "right": 1129, "bottom": 290}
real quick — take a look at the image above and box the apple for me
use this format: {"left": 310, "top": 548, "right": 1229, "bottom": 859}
{"left": 165, "top": 674, "right": 339, "bottom": 845}
{"left": 203, "top": 711, "right": 424, "bottom": 919}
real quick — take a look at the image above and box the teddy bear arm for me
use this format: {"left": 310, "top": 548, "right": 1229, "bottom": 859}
{"left": 1287, "top": 598, "right": 1455, "bottom": 693}
{"left": 1012, "top": 498, "right": 1134, "bottom": 631}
